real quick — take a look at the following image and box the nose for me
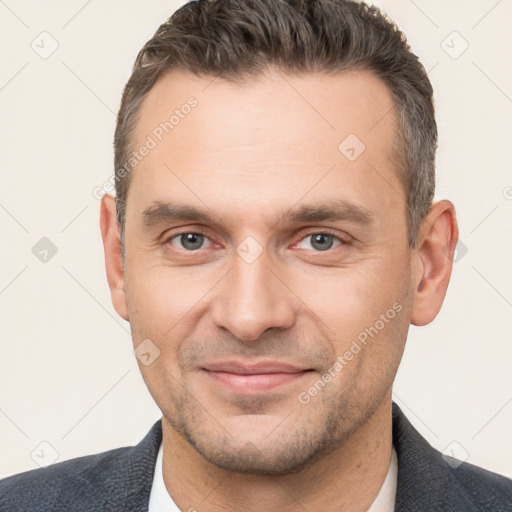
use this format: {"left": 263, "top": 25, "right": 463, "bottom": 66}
{"left": 210, "top": 250, "right": 296, "bottom": 341}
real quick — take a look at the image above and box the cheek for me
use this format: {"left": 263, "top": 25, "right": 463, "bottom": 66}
{"left": 125, "top": 269, "right": 190, "bottom": 405}
{"left": 125, "top": 274, "right": 170, "bottom": 341}
{"left": 126, "top": 262, "right": 224, "bottom": 359}
{"left": 304, "top": 263, "right": 405, "bottom": 331}
{"left": 295, "top": 254, "right": 410, "bottom": 383}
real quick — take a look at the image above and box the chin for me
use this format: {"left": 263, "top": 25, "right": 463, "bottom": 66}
{"left": 174, "top": 412, "right": 346, "bottom": 475}
{"left": 190, "top": 438, "right": 326, "bottom": 475}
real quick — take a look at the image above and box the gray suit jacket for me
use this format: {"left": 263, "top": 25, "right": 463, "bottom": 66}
{"left": 1, "top": 403, "right": 511, "bottom": 511}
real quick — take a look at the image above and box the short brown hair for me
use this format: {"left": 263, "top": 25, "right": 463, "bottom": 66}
{"left": 114, "top": 0, "right": 436, "bottom": 253}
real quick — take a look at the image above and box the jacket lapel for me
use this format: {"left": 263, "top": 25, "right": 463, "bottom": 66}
{"left": 392, "top": 403, "right": 478, "bottom": 511}
{"left": 99, "top": 419, "right": 162, "bottom": 512}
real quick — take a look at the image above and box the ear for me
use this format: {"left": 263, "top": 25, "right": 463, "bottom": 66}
{"left": 411, "top": 200, "right": 459, "bottom": 326}
{"left": 100, "top": 194, "right": 128, "bottom": 321}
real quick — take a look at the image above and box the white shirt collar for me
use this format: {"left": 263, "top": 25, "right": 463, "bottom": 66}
{"left": 148, "top": 439, "right": 181, "bottom": 512}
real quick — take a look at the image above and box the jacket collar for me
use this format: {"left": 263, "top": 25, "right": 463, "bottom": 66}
{"left": 392, "top": 402, "right": 478, "bottom": 511}
{"left": 105, "top": 419, "right": 162, "bottom": 511}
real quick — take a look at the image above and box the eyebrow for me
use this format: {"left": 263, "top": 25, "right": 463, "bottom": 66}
{"left": 283, "top": 201, "right": 374, "bottom": 226}
{"left": 141, "top": 199, "right": 374, "bottom": 229}
{"left": 142, "top": 202, "right": 215, "bottom": 227}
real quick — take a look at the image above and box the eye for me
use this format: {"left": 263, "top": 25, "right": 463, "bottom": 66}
{"left": 296, "top": 232, "right": 343, "bottom": 251}
{"left": 167, "top": 232, "right": 212, "bottom": 251}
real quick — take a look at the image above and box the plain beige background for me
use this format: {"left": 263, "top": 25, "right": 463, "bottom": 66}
{"left": 1, "top": 0, "right": 511, "bottom": 479}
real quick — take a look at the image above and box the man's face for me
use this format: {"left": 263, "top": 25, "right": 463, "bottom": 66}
{"left": 122, "top": 69, "right": 414, "bottom": 474}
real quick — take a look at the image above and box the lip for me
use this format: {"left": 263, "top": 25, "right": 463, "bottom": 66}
{"left": 201, "top": 360, "right": 313, "bottom": 393}
{"left": 202, "top": 360, "right": 308, "bottom": 374}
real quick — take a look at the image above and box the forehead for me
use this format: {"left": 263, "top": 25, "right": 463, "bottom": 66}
{"left": 134, "top": 67, "right": 398, "bottom": 152}
{"left": 126, "top": 68, "right": 403, "bottom": 227}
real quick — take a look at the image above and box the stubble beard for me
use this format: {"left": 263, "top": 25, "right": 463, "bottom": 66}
{"left": 163, "top": 378, "right": 388, "bottom": 475}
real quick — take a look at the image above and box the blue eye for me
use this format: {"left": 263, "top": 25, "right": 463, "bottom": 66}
{"left": 169, "top": 233, "right": 211, "bottom": 251}
{"left": 297, "top": 233, "right": 342, "bottom": 251}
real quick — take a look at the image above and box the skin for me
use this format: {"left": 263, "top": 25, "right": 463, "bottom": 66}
{"left": 100, "top": 68, "right": 458, "bottom": 511}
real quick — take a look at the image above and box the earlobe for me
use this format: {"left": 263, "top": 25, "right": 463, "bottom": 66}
{"left": 411, "top": 200, "right": 459, "bottom": 326}
{"left": 99, "top": 194, "right": 129, "bottom": 321}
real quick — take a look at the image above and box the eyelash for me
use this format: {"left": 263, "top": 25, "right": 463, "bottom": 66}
{"left": 294, "top": 229, "right": 349, "bottom": 250}
{"left": 163, "top": 228, "right": 212, "bottom": 250}
{"left": 162, "top": 228, "right": 349, "bottom": 252}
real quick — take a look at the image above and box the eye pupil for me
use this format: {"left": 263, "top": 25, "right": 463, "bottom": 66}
{"left": 181, "top": 233, "right": 204, "bottom": 250}
{"left": 311, "top": 233, "right": 334, "bottom": 251}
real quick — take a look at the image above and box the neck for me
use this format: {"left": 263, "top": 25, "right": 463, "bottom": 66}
{"left": 161, "top": 396, "right": 393, "bottom": 512}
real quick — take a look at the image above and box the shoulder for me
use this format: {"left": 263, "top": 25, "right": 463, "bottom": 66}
{"left": 450, "top": 457, "right": 512, "bottom": 503}
{"left": 392, "top": 403, "right": 512, "bottom": 511}
{"left": 0, "top": 420, "right": 162, "bottom": 512}
{"left": 0, "top": 447, "right": 128, "bottom": 511}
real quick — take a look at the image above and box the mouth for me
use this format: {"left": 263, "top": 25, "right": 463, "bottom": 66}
{"left": 200, "top": 360, "right": 315, "bottom": 394}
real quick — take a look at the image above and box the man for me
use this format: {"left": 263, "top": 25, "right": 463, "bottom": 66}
{"left": 1, "top": 0, "right": 511, "bottom": 510}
